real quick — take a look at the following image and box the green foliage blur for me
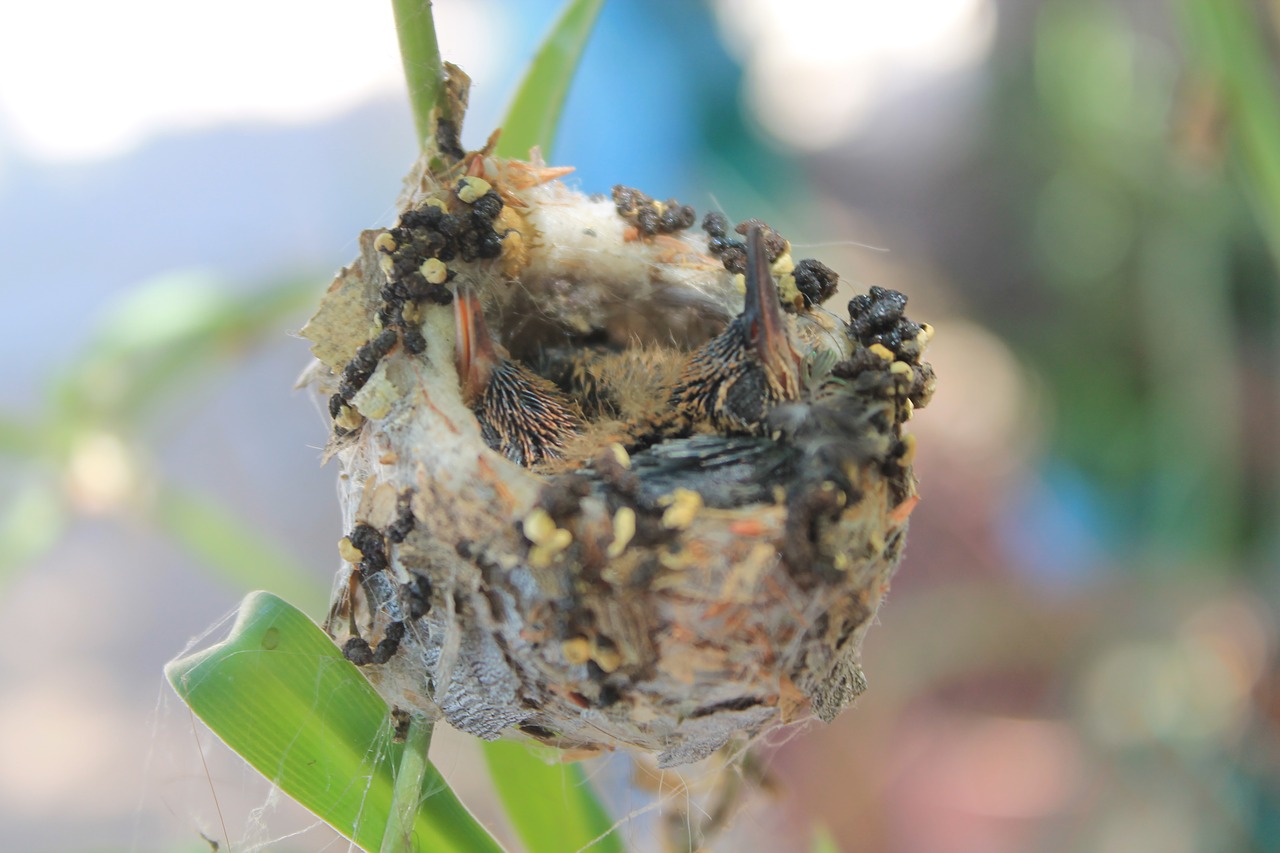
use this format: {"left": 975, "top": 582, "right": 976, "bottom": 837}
{"left": 1003, "top": 0, "right": 1278, "bottom": 564}
{"left": 2, "top": 0, "right": 1278, "bottom": 851}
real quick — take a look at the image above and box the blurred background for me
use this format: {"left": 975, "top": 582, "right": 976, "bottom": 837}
{"left": 1, "top": 0, "right": 1277, "bottom": 850}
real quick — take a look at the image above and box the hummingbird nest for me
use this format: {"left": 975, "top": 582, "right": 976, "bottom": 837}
{"left": 301, "top": 114, "right": 934, "bottom": 768}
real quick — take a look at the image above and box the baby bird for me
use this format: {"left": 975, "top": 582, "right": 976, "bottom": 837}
{"left": 453, "top": 286, "right": 581, "bottom": 466}
{"left": 670, "top": 225, "right": 803, "bottom": 434}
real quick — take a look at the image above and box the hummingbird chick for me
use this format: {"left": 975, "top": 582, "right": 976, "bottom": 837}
{"left": 670, "top": 225, "right": 803, "bottom": 434}
{"left": 454, "top": 286, "right": 580, "bottom": 466}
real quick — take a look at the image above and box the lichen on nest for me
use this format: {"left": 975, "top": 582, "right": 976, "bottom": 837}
{"left": 300, "top": 83, "right": 935, "bottom": 767}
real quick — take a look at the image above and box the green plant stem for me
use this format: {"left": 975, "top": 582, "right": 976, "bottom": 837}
{"left": 382, "top": 716, "right": 435, "bottom": 853}
{"left": 391, "top": 0, "right": 444, "bottom": 150}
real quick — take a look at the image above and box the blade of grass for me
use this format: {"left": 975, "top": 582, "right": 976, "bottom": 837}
{"left": 494, "top": 0, "right": 605, "bottom": 160}
{"left": 166, "top": 591, "right": 504, "bottom": 853}
{"left": 482, "top": 739, "right": 622, "bottom": 853}
{"left": 391, "top": 0, "right": 445, "bottom": 150}
{"left": 1178, "top": 0, "right": 1280, "bottom": 261}
{"left": 149, "top": 485, "right": 325, "bottom": 615}
{"left": 1177, "top": 0, "right": 1280, "bottom": 555}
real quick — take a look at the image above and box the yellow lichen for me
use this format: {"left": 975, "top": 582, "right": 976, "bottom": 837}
{"left": 867, "top": 532, "right": 886, "bottom": 556}
{"left": 420, "top": 257, "right": 449, "bottom": 284}
{"left": 561, "top": 637, "right": 591, "bottom": 665}
{"left": 338, "top": 536, "right": 363, "bottom": 564}
{"left": 776, "top": 272, "right": 802, "bottom": 309}
{"left": 591, "top": 643, "right": 622, "bottom": 673}
{"left": 660, "top": 489, "right": 703, "bottom": 530}
{"left": 351, "top": 365, "right": 400, "bottom": 420}
{"left": 522, "top": 508, "right": 557, "bottom": 545}
{"left": 525, "top": 511, "right": 573, "bottom": 567}
{"left": 499, "top": 227, "right": 527, "bottom": 279}
{"left": 657, "top": 548, "right": 694, "bottom": 573}
{"left": 868, "top": 343, "right": 895, "bottom": 361}
{"left": 546, "top": 528, "right": 573, "bottom": 552}
{"left": 333, "top": 403, "right": 365, "bottom": 432}
{"left": 607, "top": 507, "right": 636, "bottom": 558}
{"left": 609, "top": 443, "right": 631, "bottom": 469}
{"left": 899, "top": 433, "right": 917, "bottom": 467}
{"left": 457, "top": 176, "right": 492, "bottom": 204}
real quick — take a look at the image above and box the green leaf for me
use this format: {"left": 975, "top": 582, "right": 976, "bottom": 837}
{"left": 495, "top": 0, "right": 605, "bottom": 160}
{"left": 810, "top": 825, "right": 841, "bottom": 853}
{"left": 1177, "top": 0, "right": 1280, "bottom": 267}
{"left": 482, "top": 739, "right": 622, "bottom": 853}
{"left": 53, "top": 271, "right": 318, "bottom": 429}
{"left": 149, "top": 485, "right": 325, "bottom": 614}
{"left": 0, "top": 480, "right": 65, "bottom": 586}
{"left": 0, "top": 415, "right": 48, "bottom": 459}
{"left": 391, "top": 0, "right": 444, "bottom": 150}
{"left": 165, "top": 591, "right": 504, "bottom": 853}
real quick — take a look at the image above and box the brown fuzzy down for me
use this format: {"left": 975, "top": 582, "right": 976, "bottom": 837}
{"left": 300, "top": 146, "right": 934, "bottom": 767}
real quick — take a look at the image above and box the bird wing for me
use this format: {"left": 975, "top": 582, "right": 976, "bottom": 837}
{"left": 625, "top": 435, "right": 800, "bottom": 509}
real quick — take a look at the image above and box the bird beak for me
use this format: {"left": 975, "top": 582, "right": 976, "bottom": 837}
{"left": 742, "top": 225, "right": 801, "bottom": 388}
{"left": 454, "top": 286, "right": 499, "bottom": 405}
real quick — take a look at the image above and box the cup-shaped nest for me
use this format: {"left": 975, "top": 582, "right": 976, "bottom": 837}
{"left": 301, "top": 147, "right": 935, "bottom": 767}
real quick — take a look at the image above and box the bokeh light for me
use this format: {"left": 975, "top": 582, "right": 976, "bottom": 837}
{"left": 1, "top": 0, "right": 1278, "bottom": 850}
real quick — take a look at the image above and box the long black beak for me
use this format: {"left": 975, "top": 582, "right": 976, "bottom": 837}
{"left": 454, "top": 286, "right": 500, "bottom": 405}
{"left": 742, "top": 225, "right": 801, "bottom": 386}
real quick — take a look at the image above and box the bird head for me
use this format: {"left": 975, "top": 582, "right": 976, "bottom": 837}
{"left": 453, "top": 285, "right": 579, "bottom": 465}
{"left": 670, "top": 224, "right": 803, "bottom": 434}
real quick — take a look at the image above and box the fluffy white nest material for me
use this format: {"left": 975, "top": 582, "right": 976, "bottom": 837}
{"left": 301, "top": 145, "right": 934, "bottom": 767}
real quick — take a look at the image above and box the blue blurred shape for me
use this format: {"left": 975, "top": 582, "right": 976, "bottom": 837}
{"left": 999, "top": 460, "right": 1114, "bottom": 588}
